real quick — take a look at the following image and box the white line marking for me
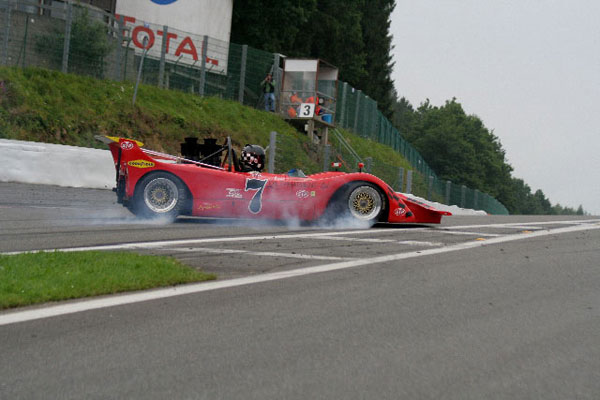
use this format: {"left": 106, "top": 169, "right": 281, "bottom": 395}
{"left": 444, "top": 219, "right": 600, "bottom": 230}
{"left": 318, "top": 236, "right": 443, "bottom": 246}
{"left": 2, "top": 222, "right": 599, "bottom": 326}
{"left": 0, "top": 229, "right": 380, "bottom": 255}
{"left": 319, "top": 236, "right": 398, "bottom": 243}
{"left": 435, "top": 230, "right": 501, "bottom": 237}
{"left": 157, "top": 246, "right": 353, "bottom": 261}
{"left": 397, "top": 240, "right": 443, "bottom": 246}
{"left": 3, "top": 219, "right": 599, "bottom": 256}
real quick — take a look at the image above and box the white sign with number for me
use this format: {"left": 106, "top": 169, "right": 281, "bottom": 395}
{"left": 299, "top": 103, "right": 315, "bottom": 118}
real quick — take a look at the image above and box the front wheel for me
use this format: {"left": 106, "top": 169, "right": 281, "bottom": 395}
{"left": 347, "top": 184, "right": 384, "bottom": 222}
{"left": 323, "top": 182, "right": 386, "bottom": 225}
{"left": 130, "top": 172, "right": 187, "bottom": 221}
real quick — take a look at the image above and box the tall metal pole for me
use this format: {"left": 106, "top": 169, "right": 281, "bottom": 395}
{"left": 198, "top": 35, "right": 207, "bottom": 96}
{"left": 268, "top": 131, "right": 276, "bottom": 173}
{"left": 132, "top": 35, "right": 149, "bottom": 106}
{"left": 61, "top": 0, "right": 73, "bottom": 74}
{"left": 1, "top": 0, "right": 12, "bottom": 66}
{"left": 158, "top": 25, "right": 168, "bottom": 88}
{"left": 238, "top": 44, "right": 247, "bottom": 103}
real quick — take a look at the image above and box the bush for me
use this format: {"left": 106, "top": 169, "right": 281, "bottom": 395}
{"left": 35, "top": 8, "right": 114, "bottom": 78}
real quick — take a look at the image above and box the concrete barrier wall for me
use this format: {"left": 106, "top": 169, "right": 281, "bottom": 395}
{"left": 0, "top": 139, "right": 115, "bottom": 189}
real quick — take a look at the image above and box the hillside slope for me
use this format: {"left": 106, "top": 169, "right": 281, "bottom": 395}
{"left": 0, "top": 67, "right": 423, "bottom": 193}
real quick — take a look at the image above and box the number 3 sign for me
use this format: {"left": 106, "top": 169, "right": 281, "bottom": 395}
{"left": 299, "top": 103, "right": 315, "bottom": 118}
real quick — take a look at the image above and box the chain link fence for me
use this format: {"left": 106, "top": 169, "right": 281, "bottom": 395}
{"left": 0, "top": 0, "right": 508, "bottom": 214}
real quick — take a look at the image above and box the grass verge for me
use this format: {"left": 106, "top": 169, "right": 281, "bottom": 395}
{"left": 0, "top": 251, "right": 215, "bottom": 309}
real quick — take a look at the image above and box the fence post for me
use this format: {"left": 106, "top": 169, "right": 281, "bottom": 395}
{"left": 238, "top": 44, "right": 247, "bottom": 103}
{"left": 268, "top": 131, "right": 276, "bottom": 173}
{"left": 61, "top": 0, "right": 73, "bottom": 74}
{"left": 198, "top": 35, "right": 207, "bottom": 96}
{"left": 406, "top": 170, "right": 413, "bottom": 194}
{"left": 460, "top": 185, "right": 466, "bottom": 208}
{"left": 158, "top": 25, "right": 168, "bottom": 88}
{"left": 1, "top": 0, "right": 12, "bottom": 66}
{"left": 427, "top": 176, "right": 434, "bottom": 200}
{"left": 323, "top": 144, "right": 330, "bottom": 172}
{"left": 132, "top": 35, "right": 149, "bottom": 106}
{"left": 353, "top": 90, "right": 361, "bottom": 133}
{"left": 339, "top": 82, "right": 347, "bottom": 128}
{"left": 365, "top": 157, "right": 372, "bottom": 173}
{"left": 113, "top": 15, "right": 125, "bottom": 81}
{"left": 474, "top": 190, "right": 479, "bottom": 209}
{"left": 445, "top": 180, "right": 451, "bottom": 205}
{"left": 397, "top": 167, "right": 404, "bottom": 192}
{"left": 272, "top": 52, "right": 281, "bottom": 111}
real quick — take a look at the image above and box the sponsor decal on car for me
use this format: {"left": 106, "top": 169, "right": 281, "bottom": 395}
{"left": 394, "top": 208, "right": 406, "bottom": 216}
{"left": 120, "top": 141, "right": 134, "bottom": 150}
{"left": 225, "top": 188, "right": 243, "bottom": 199}
{"left": 127, "top": 160, "right": 155, "bottom": 168}
{"left": 296, "top": 190, "right": 309, "bottom": 199}
{"left": 197, "top": 202, "right": 221, "bottom": 211}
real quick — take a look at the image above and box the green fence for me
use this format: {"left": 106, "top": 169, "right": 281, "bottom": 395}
{"left": 0, "top": 0, "right": 508, "bottom": 215}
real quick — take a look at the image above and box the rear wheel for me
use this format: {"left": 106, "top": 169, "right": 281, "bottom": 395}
{"left": 130, "top": 172, "right": 187, "bottom": 221}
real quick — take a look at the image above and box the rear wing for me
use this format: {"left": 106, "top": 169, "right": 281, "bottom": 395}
{"left": 94, "top": 135, "right": 228, "bottom": 171}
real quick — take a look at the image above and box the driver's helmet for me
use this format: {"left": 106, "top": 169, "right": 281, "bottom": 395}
{"left": 240, "top": 144, "right": 266, "bottom": 171}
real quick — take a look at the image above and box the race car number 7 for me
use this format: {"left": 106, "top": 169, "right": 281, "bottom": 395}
{"left": 245, "top": 178, "right": 268, "bottom": 214}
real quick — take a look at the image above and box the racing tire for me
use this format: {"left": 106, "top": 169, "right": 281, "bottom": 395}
{"left": 324, "top": 182, "right": 386, "bottom": 225}
{"left": 130, "top": 172, "right": 188, "bottom": 221}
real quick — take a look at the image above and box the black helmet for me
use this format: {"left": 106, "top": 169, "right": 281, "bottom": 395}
{"left": 240, "top": 144, "right": 266, "bottom": 171}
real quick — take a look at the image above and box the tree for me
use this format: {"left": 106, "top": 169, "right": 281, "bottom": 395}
{"left": 401, "top": 98, "right": 512, "bottom": 198}
{"left": 230, "top": 0, "right": 317, "bottom": 56}
{"left": 307, "top": 0, "right": 367, "bottom": 85}
{"left": 231, "top": 0, "right": 397, "bottom": 108}
{"left": 358, "top": 0, "right": 396, "bottom": 118}
{"left": 35, "top": 9, "right": 113, "bottom": 78}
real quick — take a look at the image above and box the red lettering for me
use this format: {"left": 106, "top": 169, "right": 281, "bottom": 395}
{"left": 175, "top": 37, "right": 198, "bottom": 61}
{"left": 132, "top": 26, "right": 155, "bottom": 50}
{"left": 157, "top": 31, "right": 178, "bottom": 54}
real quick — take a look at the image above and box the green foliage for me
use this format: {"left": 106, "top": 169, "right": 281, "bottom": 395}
{"left": 35, "top": 8, "right": 113, "bottom": 78}
{"left": 392, "top": 96, "right": 585, "bottom": 215}
{"left": 0, "top": 251, "right": 214, "bottom": 309}
{"left": 231, "top": 0, "right": 317, "bottom": 55}
{"left": 230, "top": 0, "right": 396, "bottom": 114}
{"left": 358, "top": 0, "right": 396, "bottom": 118}
{"left": 0, "top": 66, "right": 319, "bottom": 172}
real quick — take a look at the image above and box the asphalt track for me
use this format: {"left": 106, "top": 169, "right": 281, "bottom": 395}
{"left": 1, "top": 182, "right": 600, "bottom": 399}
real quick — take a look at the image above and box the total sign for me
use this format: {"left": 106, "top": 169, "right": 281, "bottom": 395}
{"left": 116, "top": 0, "right": 233, "bottom": 74}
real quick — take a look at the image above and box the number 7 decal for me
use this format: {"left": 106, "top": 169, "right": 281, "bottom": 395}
{"left": 245, "top": 178, "right": 268, "bottom": 214}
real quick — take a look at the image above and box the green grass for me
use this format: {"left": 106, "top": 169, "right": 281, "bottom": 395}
{"left": 0, "top": 251, "right": 215, "bottom": 309}
{"left": 0, "top": 66, "right": 319, "bottom": 173}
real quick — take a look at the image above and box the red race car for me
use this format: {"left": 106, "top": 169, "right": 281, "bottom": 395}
{"left": 97, "top": 136, "right": 451, "bottom": 225}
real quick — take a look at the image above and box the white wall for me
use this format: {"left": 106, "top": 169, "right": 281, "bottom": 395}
{"left": 0, "top": 139, "right": 114, "bottom": 189}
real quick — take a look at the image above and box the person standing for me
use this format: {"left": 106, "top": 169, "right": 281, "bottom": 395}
{"left": 261, "top": 73, "right": 276, "bottom": 112}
